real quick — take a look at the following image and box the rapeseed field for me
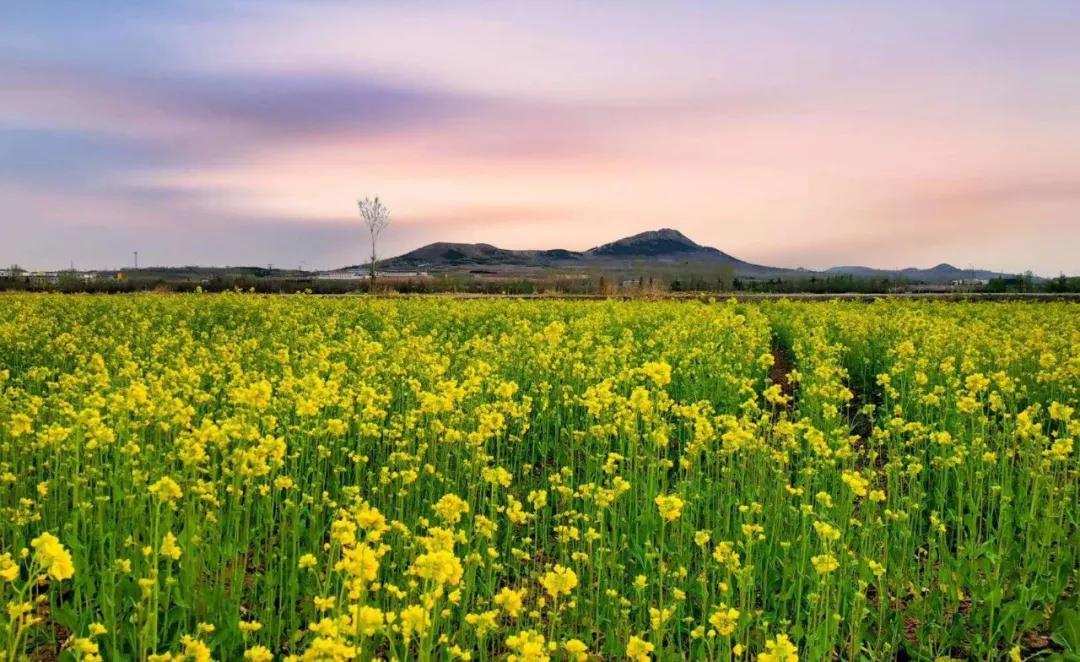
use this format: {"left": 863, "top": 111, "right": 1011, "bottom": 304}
{"left": 0, "top": 295, "right": 1076, "bottom": 661}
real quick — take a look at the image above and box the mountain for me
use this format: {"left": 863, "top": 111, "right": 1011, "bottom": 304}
{"left": 348, "top": 228, "right": 1009, "bottom": 282}
{"left": 581, "top": 229, "right": 805, "bottom": 277}
{"left": 363, "top": 229, "right": 801, "bottom": 277}
{"left": 827, "top": 263, "right": 1004, "bottom": 282}
{"left": 380, "top": 242, "right": 584, "bottom": 268}
{"left": 587, "top": 228, "right": 718, "bottom": 257}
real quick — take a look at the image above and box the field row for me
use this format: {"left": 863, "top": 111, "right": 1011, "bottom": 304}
{"left": 0, "top": 296, "right": 1077, "bottom": 661}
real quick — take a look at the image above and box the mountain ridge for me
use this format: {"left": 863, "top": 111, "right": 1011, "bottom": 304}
{"left": 344, "top": 228, "right": 1014, "bottom": 282}
{"left": 826, "top": 263, "right": 1004, "bottom": 281}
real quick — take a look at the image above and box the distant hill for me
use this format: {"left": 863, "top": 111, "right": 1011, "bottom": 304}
{"left": 380, "top": 242, "right": 583, "bottom": 269}
{"left": 361, "top": 229, "right": 806, "bottom": 278}
{"left": 344, "top": 228, "right": 1015, "bottom": 282}
{"left": 827, "top": 264, "right": 1005, "bottom": 281}
{"left": 579, "top": 229, "right": 808, "bottom": 278}
{"left": 587, "top": 228, "right": 723, "bottom": 258}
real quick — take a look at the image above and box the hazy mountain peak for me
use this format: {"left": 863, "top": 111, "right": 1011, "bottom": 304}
{"left": 587, "top": 228, "right": 708, "bottom": 257}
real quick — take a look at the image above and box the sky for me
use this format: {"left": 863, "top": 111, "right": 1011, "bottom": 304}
{"left": 2, "top": 1, "right": 1079, "bottom": 274}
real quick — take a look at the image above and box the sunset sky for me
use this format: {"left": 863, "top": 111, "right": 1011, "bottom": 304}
{"left": 3, "top": 1, "right": 1079, "bottom": 274}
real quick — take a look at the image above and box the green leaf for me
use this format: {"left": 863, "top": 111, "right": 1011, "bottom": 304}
{"left": 1053, "top": 607, "right": 1080, "bottom": 652}
{"left": 52, "top": 604, "right": 80, "bottom": 631}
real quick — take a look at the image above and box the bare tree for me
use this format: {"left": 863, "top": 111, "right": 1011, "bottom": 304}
{"left": 358, "top": 196, "right": 390, "bottom": 291}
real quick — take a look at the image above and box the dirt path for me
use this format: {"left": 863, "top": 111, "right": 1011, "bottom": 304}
{"left": 768, "top": 339, "right": 796, "bottom": 409}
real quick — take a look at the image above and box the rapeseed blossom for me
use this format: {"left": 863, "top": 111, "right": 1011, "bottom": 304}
{"left": 626, "top": 635, "right": 654, "bottom": 661}
{"left": 31, "top": 532, "right": 74, "bottom": 581}
{"left": 494, "top": 587, "right": 527, "bottom": 618}
{"left": 540, "top": 565, "right": 578, "bottom": 598}
{"left": 708, "top": 605, "right": 740, "bottom": 636}
{"left": 811, "top": 554, "right": 839, "bottom": 575}
{"left": 759, "top": 633, "right": 798, "bottom": 661}
{"left": 506, "top": 630, "right": 548, "bottom": 662}
{"left": 654, "top": 494, "right": 685, "bottom": 521}
{"left": 0, "top": 296, "right": 1074, "bottom": 661}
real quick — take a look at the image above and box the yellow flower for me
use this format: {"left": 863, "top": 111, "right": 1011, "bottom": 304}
{"left": 654, "top": 494, "right": 685, "bottom": 522}
{"left": 564, "top": 639, "right": 588, "bottom": 661}
{"left": 0, "top": 553, "right": 19, "bottom": 582}
{"left": 88, "top": 622, "right": 108, "bottom": 637}
{"left": 841, "top": 471, "right": 869, "bottom": 497}
{"left": 351, "top": 605, "right": 384, "bottom": 636}
{"left": 399, "top": 605, "right": 430, "bottom": 640}
{"left": 335, "top": 543, "right": 379, "bottom": 582}
{"left": 465, "top": 610, "right": 499, "bottom": 638}
{"left": 812, "top": 521, "right": 840, "bottom": 543}
{"left": 741, "top": 523, "right": 764, "bottom": 537}
{"left": 239, "top": 620, "right": 263, "bottom": 633}
{"left": 641, "top": 361, "right": 672, "bottom": 387}
{"left": 811, "top": 554, "right": 839, "bottom": 575}
{"left": 626, "top": 635, "right": 654, "bottom": 661}
{"left": 243, "top": 645, "right": 274, "bottom": 662}
{"left": 180, "top": 634, "right": 212, "bottom": 662}
{"left": 759, "top": 633, "right": 798, "bottom": 662}
{"left": 649, "top": 607, "right": 673, "bottom": 631}
{"left": 298, "top": 554, "right": 317, "bottom": 570}
{"left": 31, "top": 532, "right": 74, "bottom": 581}
{"left": 354, "top": 502, "right": 389, "bottom": 541}
{"left": 481, "top": 466, "right": 513, "bottom": 488}
{"left": 7, "top": 601, "right": 34, "bottom": 622}
{"left": 148, "top": 476, "right": 183, "bottom": 504}
{"left": 8, "top": 413, "right": 33, "bottom": 438}
{"left": 506, "top": 630, "right": 548, "bottom": 662}
{"left": 494, "top": 587, "right": 527, "bottom": 618}
{"left": 708, "top": 605, "right": 740, "bottom": 636}
{"left": 71, "top": 637, "right": 101, "bottom": 660}
{"left": 409, "top": 549, "right": 464, "bottom": 586}
{"left": 527, "top": 489, "right": 548, "bottom": 510}
{"left": 433, "top": 493, "right": 470, "bottom": 524}
{"left": 540, "top": 565, "right": 578, "bottom": 598}
{"left": 712, "top": 541, "right": 741, "bottom": 570}
{"left": 1049, "top": 401, "right": 1074, "bottom": 421}
{"left": 161, "top": 532, "right": 182, "bottom": 561}
{"left": 138, "top": 577, "right": 155, "bottom": 598}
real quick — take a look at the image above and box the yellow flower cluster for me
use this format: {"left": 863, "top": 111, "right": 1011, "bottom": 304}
{"left": 31, "top": 532, "right": 74, "bottom": 581}
{"left": 0, "top": 295, "right": 1074, "bottom": 661}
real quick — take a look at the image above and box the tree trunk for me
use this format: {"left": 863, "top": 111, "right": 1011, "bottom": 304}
{"left": 369, "top": 231, "right": 377, "bottom": 293}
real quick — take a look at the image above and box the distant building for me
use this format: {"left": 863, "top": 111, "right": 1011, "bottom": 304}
{"left": 315, "top": 269, "right": 429, "bottom": 280}
{"left": 22, "top": 270, "right": 98, "bottom": 284}
{"left": 28, "top": 271, "right": 61, "bottom": 284}
{"left": 314, "top": 270, "right": 366, "bottom": 281}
